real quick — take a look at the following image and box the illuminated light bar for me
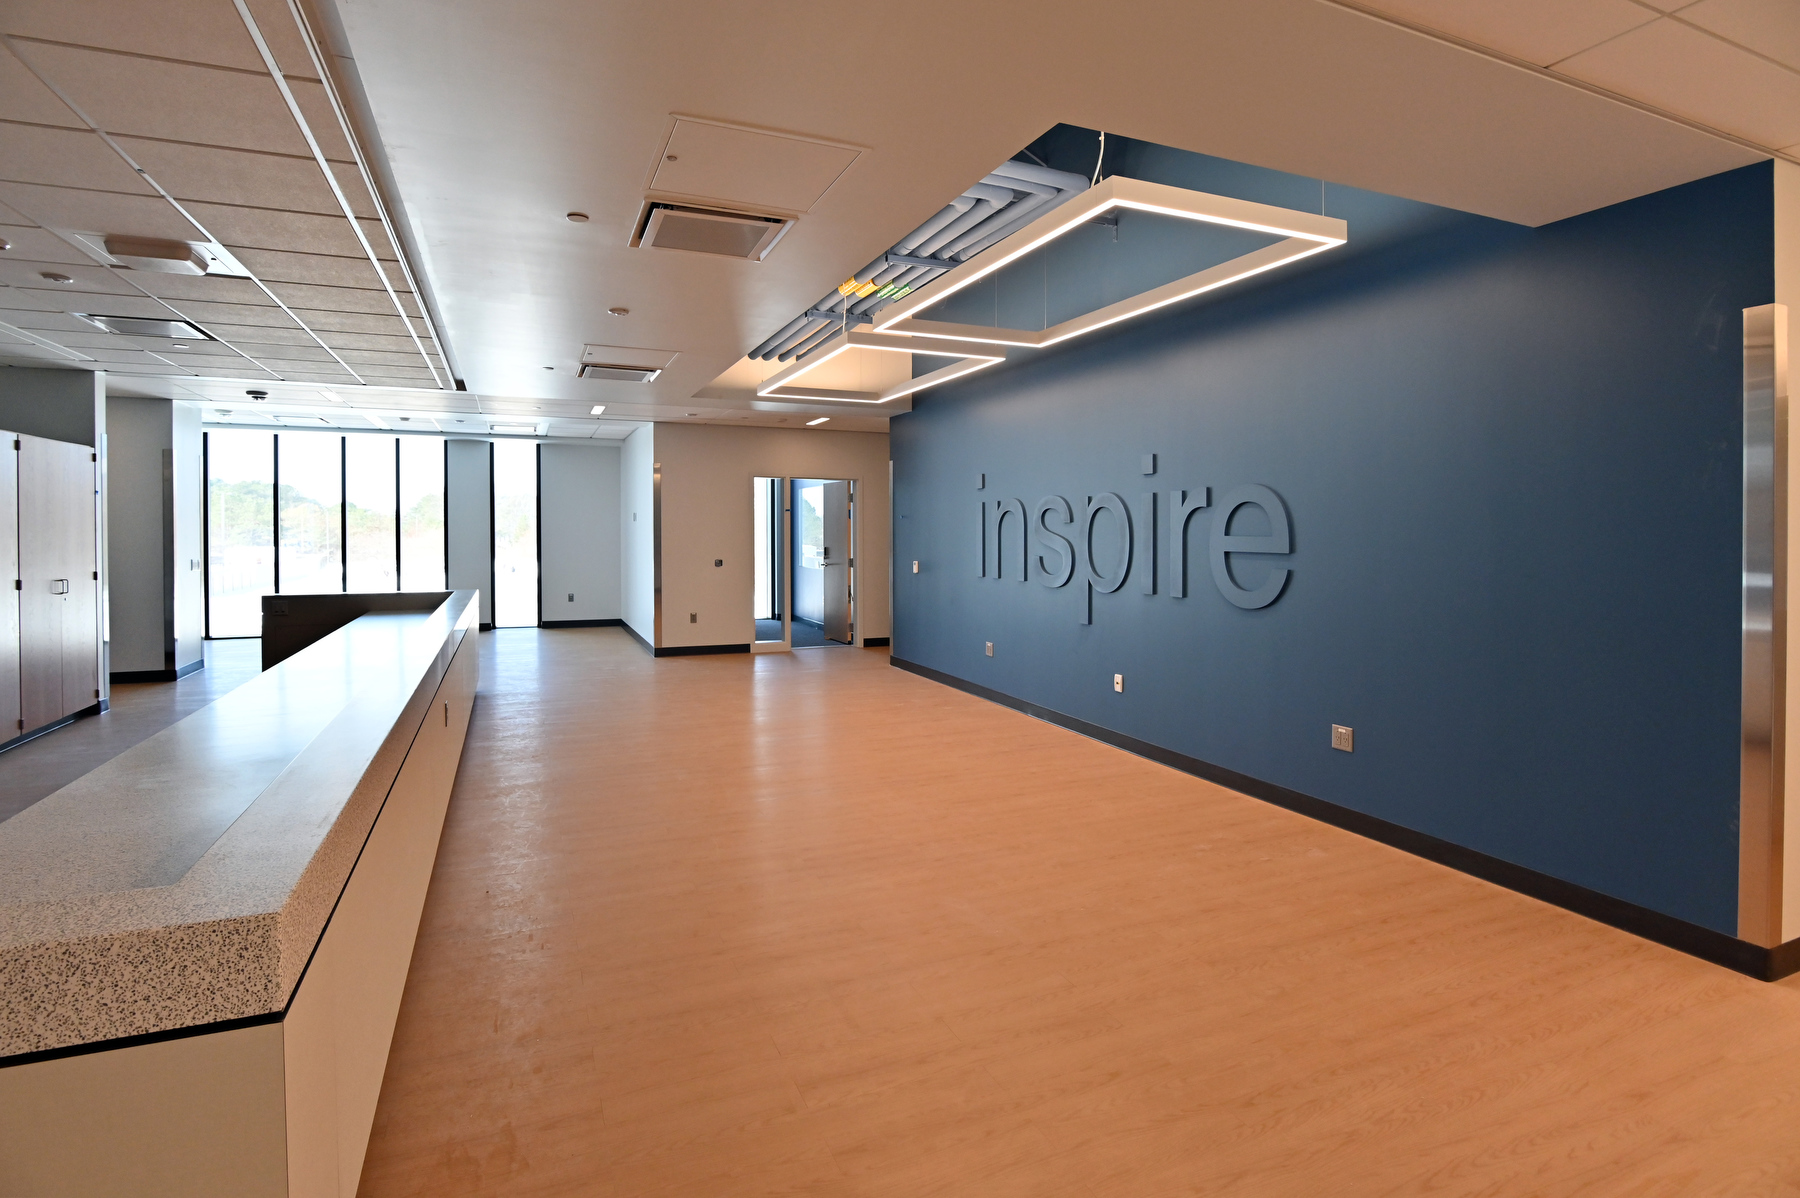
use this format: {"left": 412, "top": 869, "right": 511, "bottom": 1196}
{"left": 756, "top": 330, "right": 1005, "bottom": 404}
{"left": 872, "top": 175, "right": 1347, "bottom": 348}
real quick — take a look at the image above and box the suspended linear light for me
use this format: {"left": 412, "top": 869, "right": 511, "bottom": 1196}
{"left": 756, "top": 330, "right": 1004, "bottom": 404}
{"left": 874, "top": 176, "right": 1347, "bottom": 348}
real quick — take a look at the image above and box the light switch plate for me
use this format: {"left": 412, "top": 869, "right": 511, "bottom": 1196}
{"left": 1332, "top": 724, "right": 1353, "bottom": 752}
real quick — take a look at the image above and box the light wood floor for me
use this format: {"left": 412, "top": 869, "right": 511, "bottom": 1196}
{"left": 360, "top": 628, "right": 1800, "bottom": 1198}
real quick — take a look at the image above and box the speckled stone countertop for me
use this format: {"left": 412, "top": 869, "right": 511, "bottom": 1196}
{"left": 0, "top": 590, "right": 478, "bottom": 1059}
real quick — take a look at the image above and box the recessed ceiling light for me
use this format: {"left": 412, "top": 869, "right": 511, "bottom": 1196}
{"left": 608, "top": 307, "right": 629, "bottom": 316}
{"left": 246, "top": 389, "right": 268, "bottom": 400}
{"left": 806, "top": 417, "right": 830, "bottom": 426}
{"left": 566, "top": 212, "right": 589, "bottom": 223}
{"left": 398, "top": 416, "right": 411, "bottom": 421}
{"left": 39, "top": 272, "right": 73, "bottom": 284}
{"left": 0, "top": 238, "right": 12, "bottom": 252}
{"left": 216, "top": 409, "right": 233, "bottom": 416}
{"left": 591, "top": 405, "right": 606, "bottom": 415}
{"left": 490, "top": 423, "right": 535, "bottom": 433}
{"left": 543, "top": 365, "right": 554, "bottom": 370}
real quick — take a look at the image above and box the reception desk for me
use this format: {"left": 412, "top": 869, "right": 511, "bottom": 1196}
{"left": 0, "top": 589, "right": 479, "bottom": 1197}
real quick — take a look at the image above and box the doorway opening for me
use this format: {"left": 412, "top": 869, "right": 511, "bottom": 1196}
{"left": 792, "top": 478, "right": 854, "bottom": 647}
{"left": 752, "top": 476, "right": 787, "bottom": 649}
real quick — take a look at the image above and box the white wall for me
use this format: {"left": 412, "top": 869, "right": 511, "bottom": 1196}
{"left": 620, "top": 426, "right": 655, "bottom": 645}
{"left": 445, "top": 439, "right": 492, "bottom": 627}
{"left": 539, "top": 443, "right": 621, "bottom": 623}
{"left": 653, "top": 424, "right": 889, "bottom": 650}
{"left": 105, "top": 398, "right": 169, "bottom": 675}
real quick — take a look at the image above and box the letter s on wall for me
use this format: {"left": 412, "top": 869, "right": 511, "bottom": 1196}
{"left": 1209, "top": 484, "right": 1291, "bottom": 609}
{"left": 1034, "top": 496, "right": 1075, "bottom": 587}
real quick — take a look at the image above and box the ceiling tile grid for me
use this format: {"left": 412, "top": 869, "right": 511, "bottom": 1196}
{"left": 0, "top": 0, "right": 454, "bottom": 402}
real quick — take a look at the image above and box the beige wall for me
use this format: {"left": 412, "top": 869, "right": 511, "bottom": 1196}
{"left": 653, "top": 424, "right": 889, "bottom": 649}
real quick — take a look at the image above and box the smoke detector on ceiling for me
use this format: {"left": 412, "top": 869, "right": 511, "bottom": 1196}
{"left": 631, "top": 202, "right": 792, "bottom": 261}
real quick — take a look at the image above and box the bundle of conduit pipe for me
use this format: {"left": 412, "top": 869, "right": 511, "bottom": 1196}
{"left": 746, "top": 158, "right": 1091, "bottom": 364}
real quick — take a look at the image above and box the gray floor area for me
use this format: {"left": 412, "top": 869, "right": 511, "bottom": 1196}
{"left": 754, "top": 618, "right": 848, "bottom": 648}
{"left": 0, "top": 639, "right": 264, "bottom": 825}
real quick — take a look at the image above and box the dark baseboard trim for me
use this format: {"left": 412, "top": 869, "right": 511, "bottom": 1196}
{"left": 890, "top": 655, "right": 1800, "bottom": 982}
{"left": 862, "top": 636, "right": 891, "bottom": 647}
{"left": 111, "top": 659, "right": 203, "bottom": 683}
{"left": 478, "top": 622, "right": 494, "bottom": 632}
{"left": 621, "top": 621, "right": 654, "bottom": 654}
{"left": 655, "top": 643, "right": 750, "bottom": 657}
{"left": 541, "top": 618, "right": 623, "bottom": 629}
{"left": 0, "top": 701, "right": 105, "bottom": 758}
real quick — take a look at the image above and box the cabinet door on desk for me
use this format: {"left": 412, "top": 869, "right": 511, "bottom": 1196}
{"left": 20, "top": 435, "right": 96, "bottom": 729}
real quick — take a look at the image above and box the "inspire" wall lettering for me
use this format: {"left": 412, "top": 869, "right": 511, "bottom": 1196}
{"left": 980, "top": 485, "right": 1292, "bottom": 623}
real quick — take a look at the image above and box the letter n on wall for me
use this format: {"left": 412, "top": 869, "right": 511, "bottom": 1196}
{"left": 987, "top": 498, "right": 1029, "bottom": 580}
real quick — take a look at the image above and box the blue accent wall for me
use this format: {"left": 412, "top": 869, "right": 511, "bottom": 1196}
{"left": 891, "top": 161, "right": 1774, "bottom": 934}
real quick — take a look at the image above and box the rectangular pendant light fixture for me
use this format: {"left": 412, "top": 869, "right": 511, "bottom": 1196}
{"left": 872, "top": 176, "right": 1347, "bottom": 348}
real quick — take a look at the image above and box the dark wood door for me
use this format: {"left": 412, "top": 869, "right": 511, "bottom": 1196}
{"left": 20, "top": 435, "right": 97, "bottom": 730}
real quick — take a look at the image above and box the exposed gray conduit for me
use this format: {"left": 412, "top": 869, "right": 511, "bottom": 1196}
{"left": 746, "top": 160, "right": 1090, "bottom": 362}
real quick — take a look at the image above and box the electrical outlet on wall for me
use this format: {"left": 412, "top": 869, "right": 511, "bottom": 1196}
{"left": 912, "top": 561, "right": 919, "bottom": 573}
{"left": 985, "top": 641, "right": 993, "bottom": 657}
{"left": 567, "top": 593, "right": 574, "bottom": 602}
{"left": 1114, "top": 674, "right": 1123, "bottom": 692}
{"left": 689, "top": 612, "right": 697, "bottom": 623}
{"left": 1332, "top": 724, "right": 1354, "bottom": 752}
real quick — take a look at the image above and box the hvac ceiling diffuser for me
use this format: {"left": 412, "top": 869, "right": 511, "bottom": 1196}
{"left": 578, "top": 363, "right": 661, "bottom": 382}
{"left": 633, "top": 202, "right": 791, "bottom": 261}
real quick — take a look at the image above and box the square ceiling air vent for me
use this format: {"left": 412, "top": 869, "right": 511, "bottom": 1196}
{"left": 579, "top": 363, "right": 661, "bottom": 382}
{"left": 633, "top": 202, "right": 791, "bottom": 261}
{"left": 75, "top": 314, "right": 212, "bottom": 340}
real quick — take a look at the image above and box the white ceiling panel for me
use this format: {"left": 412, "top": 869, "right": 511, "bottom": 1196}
{"left": 649, "top": 119, "right": 861, "bottom": 214}
{"left": 1558, "top": 18, "right": 1800, "bottom": 148}
{"left": 114, "top": 137, "right": 340, "bottom": 215}
{"left": 0, "top": 182, "right": 198, "bottom": 240}
{"left": 0, "top": 48, "right": 84, "bottom": 128}
{"left": 1351, "top": 0, "right": 1656, "bottom": 66}
{"left": 0, "top": 122, "right": 156, "bottom": 194}
{"left": 0, "top": 1, "right": 267, "bottom": 71}
{"left": 162, "top": 297, "right": 301, "bottom": 327}
{"left": 228, "top": 247, "right": 385, "bottom": 289}
{"left": 0, "top": 259, "right": 136, "bottom": 294}
{"left": 13, "top": 43, "right": 308, "bottom": 156}
{"left": 123, "top": 272, "right": 274, "bottom": 305}
{"left": 0, "top": 226, "right": 105, "bottom": 265}
{"left": 196, "top": 204, "right": 364, "bottom": 256}
{"left": 265, "top": 280, "right": 395, "bottom": 315}
{"left": 1679, "top": 0, "right": 1800, "bottom": 72}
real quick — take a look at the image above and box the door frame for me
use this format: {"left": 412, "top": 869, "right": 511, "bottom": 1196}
{"left": 751, "top": 475, "right": 790, "bottom": 654}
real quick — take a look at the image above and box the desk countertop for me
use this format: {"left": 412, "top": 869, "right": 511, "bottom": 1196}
{"left": 0, "top": 590, "right": 477, "bottom": 1059}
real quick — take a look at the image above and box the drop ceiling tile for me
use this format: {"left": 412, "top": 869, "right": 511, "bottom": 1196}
{"left": 287, "top": 81, "right": 356, "bottom": 163}
{"left": 333, "top": 348, "right": 430, "bottom": 368}
{"left": 1679, "top": 0, "right": 1800, "bottom": 71}
{"left": 0, "top": 226, "right": 100, "bottom": 265}
{"left": 81, "top": 347, "right": 174, "bottom": 366}
{"left": 316, "top": 330, "right": 417, "bottom": 352}
{"left": 12, "top": 44, "right": 308, "bottom": 156}
{"left": 290, "top": 309, "right": 407, "bottom": 335}
{"left": 240, "top": 0, "right": 322, "bottom": 81}
{"left": 124, "top": 273, "right": 273, "bottom": 305}
{"left": 186, "top": 365, "right": 279, "bottom": 379}
{"left": 270, "top": 371, "right": 362, "bottom": 384}
{"left": 0, "top": 50, "right": 83, "bottom": 128}
{"left": 16, "top": 290, "right": 171, "bottom": 318}
{"left": 250, "top": 354, "right": 353, "bottom": 370}
{"left": 157, "top": 351, "right": 263, "bottom": 372}
{"left": 1356, "top": 0, "right": 1657, "bottom": 66}
{"left": 200, "top": 322, "right": 317, "bottom": 345}
{"left": 650, "top": 119, "right": 860, "bottom": 214}
{"left": 0, "top": 345, "right": 83, "bottom": 363}
{"left": 199, "top": 205, "right": 362, "bottom": 257}
{"left": 229, "top": 247, "right": 385, "bottom": 289}
{"left": 115, "top": 138, "right": 339, "bottom": 216}
{"left": 231, "top": 342, "right": 335, "bottom": 362}
{"left": 162, "top": 298, "right": 300, "bottom": 328}
{"left": 0, "top": 258, "right": 136, "bottom": 294}
{"left": 1557, "top": 18, "right": 1800, "bottom": 147}
{"left": 268, "top": 282, "right": 396, "bottom": 316}
{"left": 0, "top": 2, "right": 267, "bottom": 71}
{"left": 0, "top": 182, "right": 196, "bottom": 241}
{"left": 0, "top": 310, "right": 101, "bottom": 333}
{"left": 324, "top": 163, "right": 380, "bottom": 221}
{"left": 356, "top": 219, "right": 398, "bottom": 260}
{"left": 0, "top": 123, "right": 156, "bottom": 194}
{"left": 0, "top": 286, "right": 61, "bottom": 313}
{"left": 356, "top": 371, "right": 442, "bottom": 386}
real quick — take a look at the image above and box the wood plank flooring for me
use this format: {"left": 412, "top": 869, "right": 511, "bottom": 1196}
{"left": 359, "top": 628, "right": 1800, "bottom": 1198}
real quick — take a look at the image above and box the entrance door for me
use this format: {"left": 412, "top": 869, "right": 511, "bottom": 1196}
{"left": 820, "top": 480, "right": 852, "bottom": 644}
{"left": 19, "top": 434, "right": 97, "bottom": 730}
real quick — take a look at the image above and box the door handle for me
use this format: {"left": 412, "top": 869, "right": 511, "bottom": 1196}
{"left": 49, "top": 579, "right": 69, "bottom": 595}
